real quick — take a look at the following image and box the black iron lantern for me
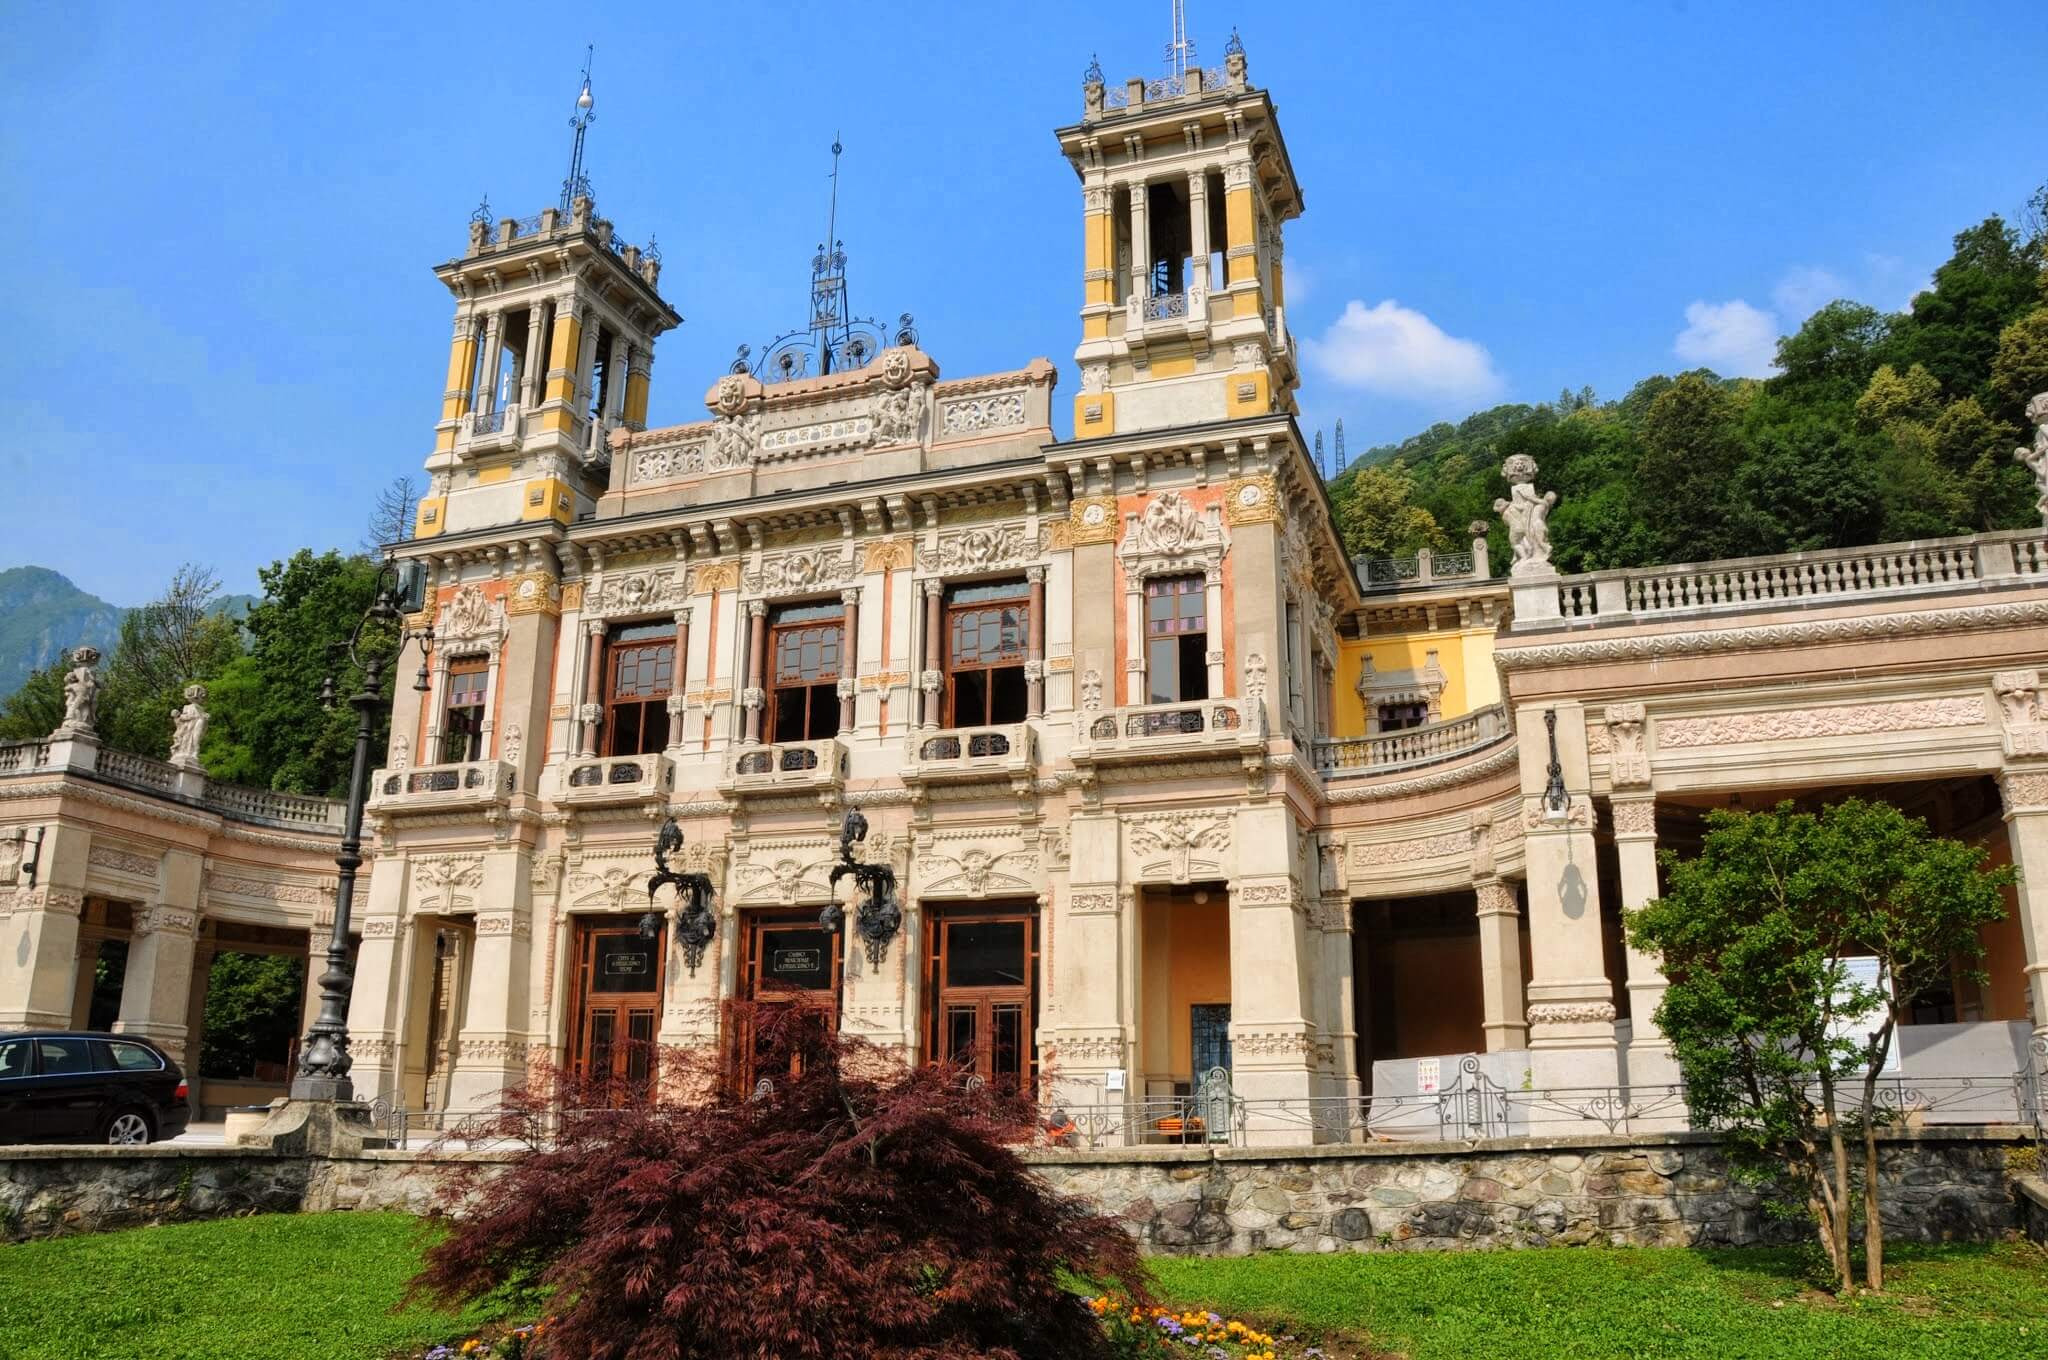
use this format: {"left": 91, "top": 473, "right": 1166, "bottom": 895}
{"left": 644, "top": 817, "right": 718, "bottom": 973}
{"left": 822, "top": 809, "right": 900, "bottom": 968}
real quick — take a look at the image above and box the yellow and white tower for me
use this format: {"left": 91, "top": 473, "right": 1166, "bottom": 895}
{"left": 415, "top": 63, "right": 681, "bottom": 540}
{"left": 1058, "top": 25, "right": 1302, "bottom": 440}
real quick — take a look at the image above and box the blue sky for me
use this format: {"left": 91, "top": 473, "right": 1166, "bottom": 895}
{"left": 2, "top": 2, "right": 2040, "bottom": 604}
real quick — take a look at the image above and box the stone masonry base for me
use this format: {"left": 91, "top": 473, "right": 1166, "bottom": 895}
{"left": 0, "top": 1129, "right": 2029, "bottom": 1251}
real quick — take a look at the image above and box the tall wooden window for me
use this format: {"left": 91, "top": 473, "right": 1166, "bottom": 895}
{"left": 768, "top": 602, "right": 843, "bottom": 743}
{"left": 603, "top": 622, "right": 675, "bottom": 757}
{"left": 945, "top": 581, "right": 1029, "bottom": 726}
{"left": 1144, "top": 575, "right": 1208, "bottom": 704}
{"left": 926, "top": 906, "right": 1038, "bottom": 1089}
{"left": 440, "top": 658, "right": 489, "bottom": 762}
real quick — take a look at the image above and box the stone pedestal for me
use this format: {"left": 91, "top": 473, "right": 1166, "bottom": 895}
{"left": 238, "top": 1097, "right": 386, "bottom": 1155}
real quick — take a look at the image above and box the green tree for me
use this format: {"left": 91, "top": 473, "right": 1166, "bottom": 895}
{"left": 1879, "top": 214, "right": 2043, "bottom": 401}
{"left": 1329, "top": 459, "right": 1446, "bottom": 560}
{"left": 197, "top": 951, "right": 305, "bottom": 1081}
{"left": 1852, "top": 363, "right": 1942, "bottom": 431}
{"left": 1988, "top": 306, "right": 2048, "bottom": 418}
{"left": 98, "top": 564, "right": 245, "bottom": 760}
{"left": 1628, "top": 799, "right": 2011, "bottom": 1294}
{"left": 0, "top": 659, "right": 67, "bottom": 741}
{"left": 1636, "top": 373, "right": 1745, "bottom": 562}
{"left": 202, "top": 550, "right": 393, "bottom": 797}
{"left": 1773, "top": 302, "right": 1891, "bottom": 404}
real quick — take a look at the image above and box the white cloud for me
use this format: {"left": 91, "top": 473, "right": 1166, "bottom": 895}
{"left": 1771, "top": 266, "right": 1846, "bottom": 325}
{"left": 1301, "top": 299, "right": 1504, "bottom": 404}
{"left": 1673, "top": 299, "right": 1781, "bottom": 379}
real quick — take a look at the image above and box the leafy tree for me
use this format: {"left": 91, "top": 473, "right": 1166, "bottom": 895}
{"left": 202, "top": 550, "right": 393, "bottom": 798}
{"left": 1989, "top": 306, "right": 2048, "bottom": 417}
{"left": 197, "top": 951, "right": 304, "bottom": 1081}
{"left": 98, "top": 564, "right": 245, "bottom": 759}
{"left": 1628, "top": 799, "right": 2011, "bottom": 1294}
{"left": 1853, "top": 363, "right": 1942, "bottom": 431}
{"left": 1636, "top": 374, "right": 1746, "bottom": 562}
{"left": 0, "top": 660, "right": 67, "bottom": 741}
{"left": 1878, "top": 215, "right": 2043, "bottom": 401}
{"left": 1328, "top": 459, "right": 1446, "bottom": 560}
{"left": 1773, "top": 302, "right": 1891, "bottom": 404}
{"left": 411, "top": 1007, "right": 1146, "bottom": 1359}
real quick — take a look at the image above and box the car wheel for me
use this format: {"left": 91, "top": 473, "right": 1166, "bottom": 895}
{"left": 105, "top": 1109, "right": 153, "bottom": 1146}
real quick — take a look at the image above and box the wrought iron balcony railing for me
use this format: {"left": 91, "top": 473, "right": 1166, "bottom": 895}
{"left": 1141, "top": 291, "right": 1189, "bottom": 322}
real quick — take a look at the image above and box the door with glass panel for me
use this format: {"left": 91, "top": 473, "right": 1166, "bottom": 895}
{"left": 927, "top": 907, "right": 1038, "bottom": 1090}
{"left": 570, "top": 917, "right": 664, "bottom": 1104}
{"left": 734, "top": 913, "right": 842, "bottom": 1091}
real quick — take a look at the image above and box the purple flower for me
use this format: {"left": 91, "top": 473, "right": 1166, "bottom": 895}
{"left": 1156, "top": 1315, "right": 1185, "bottom": 1336}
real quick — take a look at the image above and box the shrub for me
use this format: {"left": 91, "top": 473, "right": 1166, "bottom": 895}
{"left": 410, "top": 1004, "right": 1145, "bottom": 1359}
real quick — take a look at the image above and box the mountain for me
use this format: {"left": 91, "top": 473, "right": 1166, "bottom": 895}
{"left": 0, "top": 567, "right": 127, "bottom": 700}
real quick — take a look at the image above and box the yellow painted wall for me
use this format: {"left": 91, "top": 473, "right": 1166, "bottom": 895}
{"left": 624, "top": 372, "right": 650, "bottom": 427}
{"left": 1139, "top": 894, "right": 1230, "bottom": 1080}
{"left": 475, "top": 466, "right": 512, "bottom": 485}
{"left": 414, "top": 497, "right": 446, "bottom": 539}
{"left": 1331, "top": 625, "right": 1500, "bottom": 739}
{"left": 521, "top": 477, "right": 575, "bottom": 524}
{"left": 1083, "top": 209, "right": 1114, "bottom": 306}
{"left": 541, "top": 315, "right": 583, "bottom": 432}
{"left": 1224, "top": 187, "right": 1256, "bottom": 283}
{"left": 1074, "top": 390, "right": 1115, "bottom": 438}
{"left": 1225, "top": 369, "right": 1270, "bottom": 418}
{"left": 1148, "top": 352, "right": 1197, "bottom": 379}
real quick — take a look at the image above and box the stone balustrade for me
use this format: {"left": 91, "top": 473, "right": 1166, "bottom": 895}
{"left": 1531, "top": 529, "right": 2048, "bottom": 626}
{"left": 1315, "top": 704, "right": 1508, "bottom": 778}
{"left": 554, "top": 752, "right": 674, "bottom": 807}
{"left": 197, "top": 783, "right": 345, "bottom": 830}
{"left": 1072, "top": 697, "right": 1265, "bottom": 765}
{"left": 368, "top": 759, "right": 516, "bottom": 813}
{"left": 96, "top": 749, "right": 180, "bottom": 794}
{"left": 720, "top": 738, "right": 848, "bottom": 795}
{"left": 0, "top": 740, "right": 51, "bottom": 775}
{"left": 0, "top": 737, "right": 345, "bottom": 831}
{"left": 903, "top": 723, "right": 1036, "bottom": 785}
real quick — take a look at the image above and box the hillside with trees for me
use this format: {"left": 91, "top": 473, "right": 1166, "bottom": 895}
{"left": 1327, "top": 193, "right": 2048, "bottom": 571}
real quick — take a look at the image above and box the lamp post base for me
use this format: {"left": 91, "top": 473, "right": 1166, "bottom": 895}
{"left": 235, "top": 1096, "right": 387, "bottom": 1155}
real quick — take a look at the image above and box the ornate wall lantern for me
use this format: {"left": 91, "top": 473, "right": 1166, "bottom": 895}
{"left": 1541, "top": 708, "right": 1571, "bottom": 825}
{"left": 821, "top": 809, "right": 900, "bottom": 968}
{"left": 643, "top": 817, "right": 718, "bottom": 974}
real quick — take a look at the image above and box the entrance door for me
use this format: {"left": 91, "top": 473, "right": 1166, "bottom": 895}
{"left": 570, "top": 918, "right": 665, "bottom": 1104}
{"left": 735, "top": 914, "right": 842, "bottom": 1091}
{"left": 927, "top": 908, "right": 1038, "bottom": 1089}
{"left": 1190, "top": 1003, "right": 1232, "bottom": 1079}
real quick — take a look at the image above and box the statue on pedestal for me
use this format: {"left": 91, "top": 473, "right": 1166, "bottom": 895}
{"left": 1493, "top": 454, "right": 1558, "bottom": 577}
{"left": 170, "top": 684, "right": 209, "bottom": 769}
{"left": 55, "top": 647, "right": 102, "bottom": 737}
{"left": 2016, "top": 392, "right": 2048, "bottom": 530}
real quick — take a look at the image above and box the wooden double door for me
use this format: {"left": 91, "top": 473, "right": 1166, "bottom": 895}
{"left": 569, "top": 916, "right": 665, "bottom": 1102}
{"left": 733, "top": 912, "right": 843, "bottom": 1091}
{"left": 925, "top": 905, "right": 1039, "bottom": 1089}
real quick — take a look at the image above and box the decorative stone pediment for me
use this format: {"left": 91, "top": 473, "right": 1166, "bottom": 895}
{"left": 1117, "top": 491, "right": 1227, "bottom": 580}
{"left": 588, "top": 566, "right": 684, "bottom": 620}
{"left": 731, "top": 853, "right": 834, "bottom": 906}
{"left": 567, "top": 865, "right": 646, "bottom": 911}
{"left": 912, "top": 829, "right": 1040, "bottom": 899}
{"left": 1125, "top": 811, "right": 1233, "bottom": 884}
{"left": 440, "top": 585, "right": 507, "bottom": 646}
{"left": 413, "top": 855, "right": 486, "bottom": 912}
{"left": 916, "top": 521, "right": 1045, "bottom": 575}
{"left": 743, "top": 545, "right": 858, "bottom": 598}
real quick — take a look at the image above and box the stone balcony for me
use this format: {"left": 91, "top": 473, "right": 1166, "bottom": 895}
{"left": 901, "top": 723, "right": 1036, "bottom": 787}
{"left": 1070, "top": 697, "right": 1266, "bottom": 767}
{"left": 1313, "top": 704, "right": 1509, "bottom": 780}
{"left": 719, "top": 738, "right": 847, "bottom": 800}
{"left": 0, "top": 738, "right": 344, "bottom": 831}
{"left": 368, "top": 759, "right": 517, "bottom": 814}
{"left": 550, "top": 752, "right": 674, "bottom": 809}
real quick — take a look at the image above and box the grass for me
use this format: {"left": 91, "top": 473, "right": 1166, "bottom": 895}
{"left": 1149, "top": 1240, "right": 2048, "bottom": 1360}
{"left": 0, "top": 1214, "right": 2042, "bottom": 1360}
{"left": 0, "top": 1213, "right": 516, "bottom": 1360}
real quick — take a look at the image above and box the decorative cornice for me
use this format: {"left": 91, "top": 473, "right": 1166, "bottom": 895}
{"left": 1496, "top": 599, "right": 2048, "bottom": 671}
{"left": 1527, "top": 1002, "right": 1617, "bottom": 1026}
{"left": 1658, "top": 696, "right": 1983, "bottom": 748}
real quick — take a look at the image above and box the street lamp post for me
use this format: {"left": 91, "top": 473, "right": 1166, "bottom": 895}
{"left": 290, "top": 559, "right": 434, "bottom": 1102}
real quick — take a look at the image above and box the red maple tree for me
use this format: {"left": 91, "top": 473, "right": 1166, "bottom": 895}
{"left": 410, "top": 1004, "right": 1145, "bottom": 1359}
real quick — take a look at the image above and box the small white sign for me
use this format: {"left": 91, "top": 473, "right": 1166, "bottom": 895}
{"left": 1417, "top": 1057, "right": 1442, "bottom": 1094}
{"left": 1104, "top": 1068, "right": 1126, "bottom": 1092}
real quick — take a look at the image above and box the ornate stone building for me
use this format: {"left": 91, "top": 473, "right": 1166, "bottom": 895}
{"left": 5, "top": 35, "right": 2045, "bottom": 1138}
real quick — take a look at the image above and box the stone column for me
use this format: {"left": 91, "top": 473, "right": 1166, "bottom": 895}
{"left": 1204, "top": 565, "right": 1227, "bottom": 700}
{"left": 477, "top": 310, "right": 505, "bottom": 412}
{"left": 839, "top": 588, "right": 860, "bottom": 733}
{"left": 1025, "top": 567, "right": 1047, "bottom": 718}
{"left": 0, "top": 824, "right": 90, "bottom": 1029}
{"left": 1517, "top": 700, "right": 1620, "bottom": 1091}
{"left": 604, "top": 333, "right": 631, "bottom": 425}
{"left": 667, "top": 608, "right": 691, "bottom": 748}
{"left": 1124, "top": 580, "right": 1147, "bottom": 705}
{"left": 1316, "top": 849, "right": 1360, "bottom": 1103}
{"left": 1999, "top": 767, "right": 2048, "bottom": 1036}
{"left": 920, "top": 581, "right": 944, "bottom": 730}
{"left": 1046, "top": 813, "right": 1129, "bottom": 1107}
{"left": 578, "top": 619, "right": 607, "bottom": 757}
{"left": 575, "top": 316, "right": 602, "bottom": 416}
{"left": 113, "top": 849, "right": 202, "bottom": 1066}
{"left": 1128, "top": 180, "right": 1150, "bottom": 302}
{"left": 446, "top": 849, "right": 534, "bottom": 1110}
{"left": 742, "top": 600, "right": 768, "bottom": 744}
{"left": 183, "top": 936, "right": 217, "bottom": 1115}
{"left": 1474, "top": 879, "right": 1528, "bottom": 1052}
{"left": 1186, "top": 169, "right": 1209, "bottom": 295}
{"left": 1230, "top": 803, "right": 1320, "bottom": 1141}
{"left": 1612, "top": 794, "right": 1676, "bottom": 1079}
{"left": 520, "top": 300, "right": 548, "bottom": 408}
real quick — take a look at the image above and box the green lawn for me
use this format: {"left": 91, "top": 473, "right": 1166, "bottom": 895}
{"left": 0, "top": 1214, "right": 515, "bottom": 1360}
{"left": 0, "top": 1214, "right": 2042, "bottom": 1360}
{"left": 1149, "top": 1240, "right": 2048, "bottom": 1360}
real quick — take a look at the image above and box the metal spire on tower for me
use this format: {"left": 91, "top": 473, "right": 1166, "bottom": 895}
{"left": 1165, "top": 0, "right": 1196, "bottom": 81}
{"left": 560, "top": 45, "right": 596, "bottom": 212}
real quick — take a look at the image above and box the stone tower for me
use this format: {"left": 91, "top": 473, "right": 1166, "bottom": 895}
{"left": 1059, "top": 30, "right": 1303, "bottom": 440}
{"left": 415, "top": 197, "right": 681, "bottom": 540}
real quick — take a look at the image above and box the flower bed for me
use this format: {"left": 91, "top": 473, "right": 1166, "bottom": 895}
{"left": 1089, "top": 1293, "right": 1328, "bottom": 1359}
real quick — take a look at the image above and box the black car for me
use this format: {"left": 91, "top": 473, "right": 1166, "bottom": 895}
{"left": 0, "top": 1031, "right": 191, "bottom": 1145}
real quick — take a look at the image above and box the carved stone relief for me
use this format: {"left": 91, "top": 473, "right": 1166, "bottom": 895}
{"left": 744, "top": 547, "right": 856, "bottom": 598}
{"left": 916, "top": 522, "right": 1044, "bottom": 575}
{"left": 1657, "top": 697, "right": 1983, "bottom": 748}
{"left": 1126, "top": 813, "right": 1232, "bottom": 883}
{"left": 1605, "top": 702, "right": 1649, "bottom": 788}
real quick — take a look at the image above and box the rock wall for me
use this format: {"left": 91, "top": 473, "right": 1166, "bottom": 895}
{"left": 0, "top": 1130, "right": 2026, "bottom": 1252}
{"left": 1021, "top": 1130, "right": 2026, "bottom": 1254}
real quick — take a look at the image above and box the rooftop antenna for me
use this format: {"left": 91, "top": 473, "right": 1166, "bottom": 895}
{"left": 560, "top": 45, "right": 596, "bottom": 212}
{"left": 810, "top": 136, "right": 852, "bottom": 374}
{"left": 1165, "top": 0, "right": 1196, "bottom": 82}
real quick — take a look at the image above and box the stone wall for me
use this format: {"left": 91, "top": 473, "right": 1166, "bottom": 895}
{"left": 1021, "top": 1129, "right": 2027, "bottom": 1254}
{"left": 0, "top": 1130, "right": 2027, "bottom": 1251}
